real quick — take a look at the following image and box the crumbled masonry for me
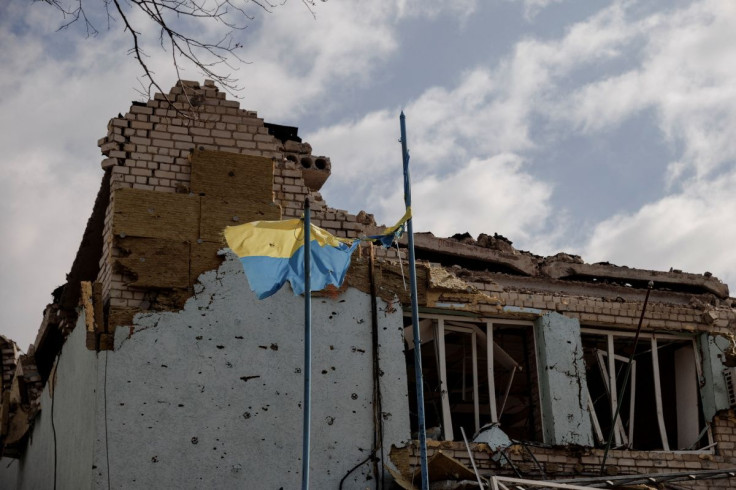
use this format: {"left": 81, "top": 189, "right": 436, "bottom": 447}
{"left": 2, "top": 80, "right": 736, "bottom": 488}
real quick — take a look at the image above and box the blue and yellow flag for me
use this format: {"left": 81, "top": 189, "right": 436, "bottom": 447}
{"left": 366, "top": 207, "right": 411, "bottom": 248}
{"left": 224, "top": 219, "right": 360, "bottom": 299}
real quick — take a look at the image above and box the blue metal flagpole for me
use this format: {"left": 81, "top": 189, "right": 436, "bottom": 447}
{"left": 400, "top": 112, "right": 429, "bottom": 490}
{"left": 302, "top": 198, "right": 312, "bottom": 490}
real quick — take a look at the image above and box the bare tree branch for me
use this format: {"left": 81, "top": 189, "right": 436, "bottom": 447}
{"left": 40, "top": 0, "right": 323, "bottom": 108}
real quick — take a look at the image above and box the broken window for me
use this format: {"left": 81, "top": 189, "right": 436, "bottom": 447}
{"left": 582, "top": 329, "right": 711, "bottom": 451}
{"left": 404, "top": 315, "right": 542, "bottom": 443}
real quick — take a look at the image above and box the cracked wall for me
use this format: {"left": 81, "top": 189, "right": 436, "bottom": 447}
{"left": 534, "top": 312, "right": 594, "bottom": 446}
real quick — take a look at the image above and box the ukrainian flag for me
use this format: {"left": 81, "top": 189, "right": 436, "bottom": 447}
{"left": 224, "top": 219, "right": 359, "bottom": 299}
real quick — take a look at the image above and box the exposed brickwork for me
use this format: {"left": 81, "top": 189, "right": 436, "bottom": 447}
{"left": 403, "top": 424, "right": 736, "bottom": 488}
{"left": 95, "top": 80, "right": 398, "bottom": 332}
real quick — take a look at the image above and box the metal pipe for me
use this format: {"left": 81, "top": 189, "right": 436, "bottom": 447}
{"left": 401, "top": 112, "right": 429, "bottom": 490}
{"left": 302, "top": 198, "right": 312, "bottom": 490}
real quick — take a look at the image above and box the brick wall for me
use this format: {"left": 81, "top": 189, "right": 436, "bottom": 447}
{"left": 462, "top": 285, "right": 736, "bottom": 335}
{"left": 404, "top": 417, "right": 736, "bottom": 488}
{"left": 95, "top": 80, "right": 399, "bottom": 332}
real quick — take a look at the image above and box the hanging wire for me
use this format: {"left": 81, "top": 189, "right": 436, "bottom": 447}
{"left": 395, "top": 240, "right": 407, "bottom": 290}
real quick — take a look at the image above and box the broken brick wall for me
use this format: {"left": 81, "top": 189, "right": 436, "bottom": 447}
{"left": 96, "top": 80, "right": 399, "bottom": 343}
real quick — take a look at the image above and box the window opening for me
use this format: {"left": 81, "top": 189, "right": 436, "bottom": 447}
{"left": 582, "top": 329, "right": 709, "bottom": 451}
{"left": 404, "top": 315, "right": 541, "bottom": 442}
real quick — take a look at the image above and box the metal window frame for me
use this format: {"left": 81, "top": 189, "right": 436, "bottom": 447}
{"left": 406, "top": 313, "right": 536, "bottom": 442}
{"left": 581, "top": 327, "right": 714, "bottom": 453}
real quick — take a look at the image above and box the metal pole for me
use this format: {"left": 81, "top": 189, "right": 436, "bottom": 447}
{"left": 599, "top": 281, "right": 653, "bottom": 474}
{"left": 302, "top": 198, "right": 312, "bottom": 490}
{"left": 400, "top": 112, "right": 429, "bottom": 490}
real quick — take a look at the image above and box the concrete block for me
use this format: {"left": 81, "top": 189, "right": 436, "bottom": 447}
{"left": 534, "top": 313, "right": 594, "bottom": 446}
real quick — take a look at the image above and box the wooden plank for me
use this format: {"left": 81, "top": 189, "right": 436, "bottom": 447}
{"left": 112, "top": 188, "right": 200, "bottom": 241}
{"left": 115, "top": 237, "right": 190, "bottom": 288}
{"left": 413, "top": 450, "right": 476, "bottom": 482}
{"left": 588, "top": 391, "right": 604, "bottom": 444}
{"left": 190, "top": 149, "right": 274, "bottom": 201}
{"left": 199, "top": 196, "right": 281, "bottom": 242}
{"left": 80, "top": 281, "right": 94, "bottom": 332}
{"left": 93, "top": 282, "right": 105, "bottom": 333}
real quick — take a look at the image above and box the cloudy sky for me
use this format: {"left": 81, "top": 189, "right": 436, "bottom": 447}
{"left": 2, "top": 0, "right": 735, "bottom": 348}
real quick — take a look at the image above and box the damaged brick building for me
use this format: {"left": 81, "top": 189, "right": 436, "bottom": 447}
{"left": 2, "top": 80, "right": 736, "bottom": 489}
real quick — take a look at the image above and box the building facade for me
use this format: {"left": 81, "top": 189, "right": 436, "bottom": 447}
{"left": 2, "top": 81, "right": 736, "bottom": 488}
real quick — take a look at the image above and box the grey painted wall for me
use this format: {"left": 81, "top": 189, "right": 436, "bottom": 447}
{"left": 699, "top": 333, "right": 731, "bottom": 422}
{"left": 16, "top": 312, "right": 99, "bottom": 490}
{"left": 93, "top": 252, "right": 410, "bottom": 489}
{"left": 0, "top": 457, "right": 18, "bottom": 488}
{"left": 534, "top": 312, "right": 594, "bottom": 446}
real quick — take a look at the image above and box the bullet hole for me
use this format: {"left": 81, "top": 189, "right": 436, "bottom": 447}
{"left": 235, "top": 336, "right": 243, "bottom": 339}
{"left": 321, "top": 370, "right": 328, "bottom": 374}
{"left": 226, "top": 362, "right": 233, "bottom": 368}
{"left": 329, "top": 345, "right": 334, "bottom": 350}
{"left": 232, "top": 464, "right": 242, "bottom": 474}
{"left": 357, "top": 319, "right": 365, "bottom": 324}
{"left": 119, "top": 403, "right": 125, "bottom": 406}
{"left": 294, "top": 368, "right": 301, "bottom": 373}
{"left": 270, "top": 343, "right": 278, "bottom": 351}
{"left": 191, "top": 437, "right": 199, "bottom": 444}
{"left": 196, "top": 336, "right": 203, "bottom": 340}
{"left": 351, "top": 393, "right": 358, "bottom": 400}
{"left": 240, "top": 375, "right": 260, "bottom": 382}
{"left": 151, "top": 456, "right": 158, "bottom": 463}
{"left": 243, "top": 412, "right": 251, "bottom": 419}
{"left": 161, "top": 364, "right": 168, "bottom": 368}
{"left": 178, "top": 404, "right": 185, "bottom": 407}
{"left": 382, "top": 412, "right": 392, "bottom": 420}
{"left": 331, "top": 367, "right": 336, "bottom": 371}
{"left": 262, "top": 406, "right": 269, "bottom": 411}
{"left": 216, "top": 345, "right": 225, "bottom": 349}
{"left": 258, "top": 345, "right": 268, "bottom": 350}
{"left": 325, "top": 416, "right": 335, "bottom": 426}
{"left": 228, "top": 171, "right": 235, "bottom": 177}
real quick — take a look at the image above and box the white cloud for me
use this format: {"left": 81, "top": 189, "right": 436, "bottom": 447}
{"left": 384, "top": 154, "right": 553, "bottom": 241}
{"left": 239, "top": 1, "right": 478, "bottom": 118}
{"left": 582, "top": 169, "right": 736, "bottom": 288}
{"left": 561, "top": 1, "right": 736, "bottom": 183}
